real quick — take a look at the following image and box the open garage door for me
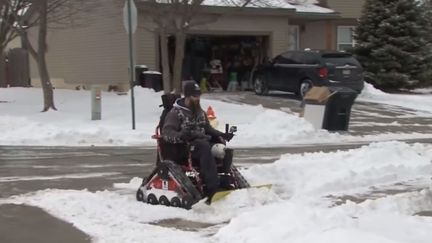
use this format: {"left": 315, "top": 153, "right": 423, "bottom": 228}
{"left": 163, "top": 34, "right": 269, "bottom": 91}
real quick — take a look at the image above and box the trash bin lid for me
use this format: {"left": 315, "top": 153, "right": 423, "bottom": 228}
{"left": 304, "top": 86, "right": 332, "bottom": 104}
{"left": 143, "top": 71, "right": 162, "bottom": 75}
{"left": 328, "top": 86, "right": 356, "bottom": 94}
{"left": 135, "top": 64, "right": 148, "bottom": 68}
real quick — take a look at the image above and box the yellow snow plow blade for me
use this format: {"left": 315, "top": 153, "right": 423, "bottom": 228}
{"left": 210, "top": 184, "right": 272, "bottom": 203}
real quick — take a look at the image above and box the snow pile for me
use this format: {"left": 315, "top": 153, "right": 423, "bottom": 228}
{"left": 215, "top": 190, "right": 432, "bottom": 243}
{"left": 2, "top": 142, "right": 432, "bottom": 243}
{"left": 243, "top": 141, "right": 432, "bottom": 198}
{"left": 0, "top": 87, "right": 335, "bottom": 147}
{"left": 411, "top": 87, "right": 432, "bottom": 94}
{"left": 229, "top": 108, "right": 336, "bottom": 146}
{"left": 202, "top": 0, "right": 334, "bottom": 13}
{"left": 358, "top": 83, "right": 432, "bottom": 116}
{"left": 2, "top": 87, "right": 432, "bottom": 146}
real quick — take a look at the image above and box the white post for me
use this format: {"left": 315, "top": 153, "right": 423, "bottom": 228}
{"left": 91, "top": 86, "right": 102, "bottom": 120}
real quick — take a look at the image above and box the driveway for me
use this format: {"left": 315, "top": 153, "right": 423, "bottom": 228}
{"left": 203, "top": 91, "right": 432, "bottom": 136}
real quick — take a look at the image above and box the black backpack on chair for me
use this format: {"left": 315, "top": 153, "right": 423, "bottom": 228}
{"left": 158, "top": 93, "right": 180, "bottom": 129}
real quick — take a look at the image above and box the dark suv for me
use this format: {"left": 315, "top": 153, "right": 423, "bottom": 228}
{"left": 253, "top": 50, "right": 364, "bottom": 97}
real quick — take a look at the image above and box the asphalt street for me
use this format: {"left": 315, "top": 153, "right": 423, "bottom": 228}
{"left": 1, "top": 91, "right": 432, "bottom": 242}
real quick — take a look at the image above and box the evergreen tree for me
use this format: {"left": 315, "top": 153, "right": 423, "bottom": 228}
{"left": 353, "top": 0, "right": 432, "bottom": 89}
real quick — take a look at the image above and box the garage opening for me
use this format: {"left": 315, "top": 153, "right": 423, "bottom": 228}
{"left": 164, "top": 35, "right": 269, "bottom": 91}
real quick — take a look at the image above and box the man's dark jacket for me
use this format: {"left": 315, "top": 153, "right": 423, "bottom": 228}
{"left": 162, "top": 98, "right": 224, "bottom": 144}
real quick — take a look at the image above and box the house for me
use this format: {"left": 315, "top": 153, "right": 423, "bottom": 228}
{"left": 25, "top": 0, "right": 364, "bottom": 91}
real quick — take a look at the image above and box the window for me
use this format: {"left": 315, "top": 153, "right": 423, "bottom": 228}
{"left": 337, "top": 26, "right": 355, "bottom": 51}
{"left": 279, "top": 52, "right": 301, "bottom": 64}
{"left": 300, "top": 53, "right": 320, "bottom": 65}
{"left": 274, "top": 54, "right": 293, "bottom": 64}
{"left": 288, "top": 25, "right": 299, "bottom": 50}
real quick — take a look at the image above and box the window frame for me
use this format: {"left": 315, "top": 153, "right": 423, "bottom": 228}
{"left": 288, "top": 25, "right": 300, "bottom": 51}
{"left": 336, "top": 25, "right": 356, "bottom": 51}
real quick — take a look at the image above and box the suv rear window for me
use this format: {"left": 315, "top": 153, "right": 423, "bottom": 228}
{"left": 321, "top": 53, "right": 360, "bottom": 67}
{"left": 299, "top": 53, "right": 320, "bottom": 65}
{"left": 280, "top": 51, "right": 320, "bottom": 64}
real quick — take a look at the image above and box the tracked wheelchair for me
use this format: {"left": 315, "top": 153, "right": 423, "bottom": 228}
{"left": 136, "top": 94, "right": 249, "bottom": 209}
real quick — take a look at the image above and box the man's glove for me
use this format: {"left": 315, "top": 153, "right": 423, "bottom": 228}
{"left": 221, "top": 132, "right": 234, "bottom": 142}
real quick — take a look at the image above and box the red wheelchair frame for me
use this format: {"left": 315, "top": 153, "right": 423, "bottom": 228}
{"left": 136, "top": 125, "right": 249, "bottom": 209}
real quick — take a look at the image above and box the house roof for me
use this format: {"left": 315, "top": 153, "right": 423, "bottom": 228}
{"left": 138, "top": 1, "right": 340, "bottom": 18}
{"left": 202, "top": 0, "right": 335, "bottom": 14}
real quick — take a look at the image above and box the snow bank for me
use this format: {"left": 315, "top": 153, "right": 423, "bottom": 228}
{"left": 358, "top": 83, "right": 432, "bottom": 116}
{"left": 2, "top": 142, "right": 432, "bottom": 243}
{"left": 2, "top": 87, "right": 432, "bottom": 146}
{"left": 202, "top": 0, "right": 334, "bottom": 13}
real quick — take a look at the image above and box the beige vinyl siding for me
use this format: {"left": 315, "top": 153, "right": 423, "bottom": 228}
{"left": 326, "top": 0, "right": 365, "bottom": 19}
{"left": 135, "top": 16, "right": 157, "bottom": 70}
{"left": 29, "top": 3, "right": 129, "bottom": 87}
{"left": 299, "top": 21, "right": 327, "bottom": 50}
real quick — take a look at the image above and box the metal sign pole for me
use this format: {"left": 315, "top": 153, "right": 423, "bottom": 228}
{"left": 127, "top": 0, "right": 136, "bottom": 130}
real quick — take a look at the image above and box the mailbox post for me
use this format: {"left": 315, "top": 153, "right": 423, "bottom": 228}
{"left": 91, "top": 86, "right": 102, "bottom": 120}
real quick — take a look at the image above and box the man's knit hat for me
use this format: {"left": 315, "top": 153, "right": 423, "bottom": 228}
{"left": 183, "top": 82, "right": 201, "bottom": 97}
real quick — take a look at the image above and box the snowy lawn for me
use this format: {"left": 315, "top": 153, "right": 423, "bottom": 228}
{"left": 1, "top": 141, "right": 432, "bottom": 243}
{"left": 358, "top": 83, "right": 432, "bottom": 117}
{"left": 1, "top": 84, "right": 432, "bottom": 147}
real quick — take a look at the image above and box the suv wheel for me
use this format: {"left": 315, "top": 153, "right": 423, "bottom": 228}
{"left": 254, "top": 75, "right": 268, "bottom": 95}
{"left": 299, "top": 80, "right": 313, "bottom": 98}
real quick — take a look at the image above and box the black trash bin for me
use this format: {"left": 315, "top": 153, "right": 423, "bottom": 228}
{"left": 135, "top": 65, "right": 148, "bottom": 86}
{"left": 142, "top": 71, "right": 163, "bottom": 92}
{"left": 322, "top": 87, "right": 358, "bottom": 131}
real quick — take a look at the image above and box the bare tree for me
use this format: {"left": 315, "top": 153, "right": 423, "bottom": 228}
{"left": 8, "top": 0, "right": 98, "bottom": 111}
{"left": 0, "top": 0, "right": 30, "bottom": 87}
{"left": 0, "top": 0, "right": 24, "bottom": 52}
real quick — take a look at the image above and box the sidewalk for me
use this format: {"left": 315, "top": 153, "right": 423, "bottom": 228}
{"left": 0, "top": 204, "right": 90, "bottom": 243}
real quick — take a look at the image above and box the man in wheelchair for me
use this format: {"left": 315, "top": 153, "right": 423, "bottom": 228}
{"left": 161, "top": 82, "right": 234, "bottom": 201}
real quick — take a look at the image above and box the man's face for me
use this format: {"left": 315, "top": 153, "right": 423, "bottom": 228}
{"left": 190, "top": 95, "right": 200, "bottom": 105}
{"left": 188, "top": 95, "right": 201, "bottom": 115}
